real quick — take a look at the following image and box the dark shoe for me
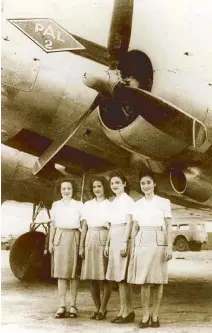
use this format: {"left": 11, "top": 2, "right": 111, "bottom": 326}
{"left": 69, "top": 306, "right": 78, "bottom": 318}
{"left": 139, "top": 316, "right": 150, "bottom": 328}
{"left": 111, "top": 316, "right": 121, "bottom": 323}
{"left": 116, "top": 311, "right": 135, "bottom": 324}
{"left": 96, "top": 310, "right": 107, "bottom": 320}
{"left": 90, "top": 311, "right": 99, "bottom": 320}
{"left": 55, "top": 306, "right": 66, "bottom": 319}
{"left": 151, "top": 316, "right": 160, "bottom": 328}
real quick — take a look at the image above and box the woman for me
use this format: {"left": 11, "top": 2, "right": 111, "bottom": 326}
{"left": 105, "top": 172, "right": 135, "bottom": 324}
{"left": 49, "top": 178, "right": 83, "bottom": 319}
{"left": 79, "top": 177, "right": 111, "bottom": 320}
{"left": 128, "top": 172, "right": 172, "bottom": 328}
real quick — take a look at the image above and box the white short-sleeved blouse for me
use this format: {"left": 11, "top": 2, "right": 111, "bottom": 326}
{"left": 133, "top": 195, "right": 172, "bottom": 227}
{"left": 51, "top": 199, "right": 83, "bottom": 229}
{"left": 83, "top": 198, "right": 110, "bottom": 227}
{"left": 108, "top": 192, "right": 134, "bottom": 225}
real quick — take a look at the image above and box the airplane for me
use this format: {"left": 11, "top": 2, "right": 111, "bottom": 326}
{"left": 2, "top": 0, "right": 212, "bottom": 280}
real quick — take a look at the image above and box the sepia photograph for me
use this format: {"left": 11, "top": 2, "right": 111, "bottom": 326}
{"left": 1, "top": 0, "right": 212, "bottom": 332}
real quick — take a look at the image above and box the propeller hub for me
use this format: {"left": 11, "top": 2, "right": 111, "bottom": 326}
{"left": 83, "top": 69, "right": 125, "bottom": 95}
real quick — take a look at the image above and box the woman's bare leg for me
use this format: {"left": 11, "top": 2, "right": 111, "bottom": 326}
{"left": 152, "top": 284, "right": 163, "bottom": 321}
{"left": 117, "top": 282, "right": 124, "bottom": 316}
{"left": 58, "top": 278, "right": 68, "bottom": 308}
{"left": 90, "top": 280, "right": 101, "bottom": 312}
{"left": 141, "top": 284, "right": 151, "bottom": 322}
{"left": 69, "top": 278, "right": 79, "bottom": 310}
{"left": 119, "top": 282, "right": 133, "bottom": 317}
{"left": 99, "top": 280, "right": 111, "bottom": 314}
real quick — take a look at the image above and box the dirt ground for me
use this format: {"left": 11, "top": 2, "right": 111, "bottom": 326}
{"left": 1, "top": 250, "right": 212, "bottom": 333}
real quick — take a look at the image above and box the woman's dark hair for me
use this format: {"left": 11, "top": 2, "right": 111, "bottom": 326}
{"left": 139, "top": 171, "right": 156, "bottom": 183}
{"left": 109, "top": 171, "right": 130, "bottom": 195}
{"left": 54, "top": 177, "right": 76, "bottom": 200}
{"left": 89, "top": 176, "right": 110, "bottom": 199}
{"left": 139, "top": 171, "right": 158, "bottom": 194}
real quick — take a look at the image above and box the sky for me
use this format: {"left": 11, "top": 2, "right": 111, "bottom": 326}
{"left": 1, "top": 201, "right": 50, "bottom": 238}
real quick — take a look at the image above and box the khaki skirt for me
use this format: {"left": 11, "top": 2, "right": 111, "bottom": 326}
{"left": 127, "top": 227, "right": 168, "bottom": 285}
{"left": 52, "top": 228, "right": 80, "bottom": 279}
{"left": 106, "top": 224, "right": 130, "bottom": 283}
{"left": 81, "top": 227, "right": 108, "bottom": 280}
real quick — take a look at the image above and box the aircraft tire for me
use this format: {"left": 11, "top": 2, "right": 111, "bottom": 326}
{"left": 9, "top": 231, "right": 46, "bottom": 281}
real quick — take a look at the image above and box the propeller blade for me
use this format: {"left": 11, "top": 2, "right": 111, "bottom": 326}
{"left": 114, "top": 86, "right": 207, "bottom": 147}
{"left": 107, "top": 0, "right": 134, "bottom": 69}
{"left": 32, "top": 95, "right": 100, "bottom": 175}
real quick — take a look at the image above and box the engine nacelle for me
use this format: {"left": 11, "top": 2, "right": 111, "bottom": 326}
{"left": 170, "top": 167, "right": 212, "bottom": 202}
{"left": 99, "top": 109, "right": 187, "bottom": 160}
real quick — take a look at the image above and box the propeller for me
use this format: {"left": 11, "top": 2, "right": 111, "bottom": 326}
{"left": 32, "top": 95, "right": 100, "bottom": 175}
{"left": 107, "top": 0, "right": 134, "bottom": 69}
{"left": 113, "top": 86, "right": 207, "bottom": 148}
{"left": 33, "top": 0, "right": 134, "bottom": 175}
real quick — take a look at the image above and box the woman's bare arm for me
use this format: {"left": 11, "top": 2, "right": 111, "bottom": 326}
{"left": 48, "top": 221, "right": 56, "bottom": 253}
{"left": 79, "top": 219, "right": 88, "bottom": 258}
{"left": 165, "top": 217, "right": 172, "bottom": 246}
{"left": 165, "top": 217, "right": 172, "bottom": 261}
{"left": 123, "top": 214, "right": 133, "bottom": 242}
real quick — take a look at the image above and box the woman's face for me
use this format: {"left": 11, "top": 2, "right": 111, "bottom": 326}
{"left": 93, "top": 180, "right": 104, "bottom": 199}
{"left": 61, "top": 182, "right": 73, "bottom": 200}
{"left": 140, "top": 176, "right": 156, "bottom": 196}
{"left": 110, "top": 176, "right": 126, "bottom": 196}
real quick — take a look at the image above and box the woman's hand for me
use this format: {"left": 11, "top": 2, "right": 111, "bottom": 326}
{"left": 79, "top": 246, "right": 85, "bottom": 260}
{"left": 104, "top": 244, "right": 109, "bottom": 257}
{"left": 165, "top": 245, "right": 173, "bottom": 261}
{"left": 120, "top": 242, "right": 127, "bottom": 258}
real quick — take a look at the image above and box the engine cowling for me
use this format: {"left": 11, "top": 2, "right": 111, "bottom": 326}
{"left": 98, "top": 102, "right": 187, "bottom": 160}
{"left": 170, "top": 167, "right": 212, "bottom": 202}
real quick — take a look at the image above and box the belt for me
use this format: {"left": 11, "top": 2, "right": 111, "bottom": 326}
{"left": 138, "top": 226, "right": 163, "bottom": 231}
{"left": 88, "top": 226, "right": 107, "bottom": 231}
{"left": 111, "top": 223, "right": 127, "bottom": 228}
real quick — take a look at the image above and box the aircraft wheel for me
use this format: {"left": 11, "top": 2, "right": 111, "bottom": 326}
{"left": 9, "top": 231, "right": 46, "bottom": 280}
{"left": 175, "top": 237, "right": 189, "bottom": 252}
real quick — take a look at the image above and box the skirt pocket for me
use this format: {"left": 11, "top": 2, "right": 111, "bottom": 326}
{"left": 99, "top": 229, "right": 108, "bottom": 246}
{"left": 156, "top": 231, "right": 167, "bottom": 246}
